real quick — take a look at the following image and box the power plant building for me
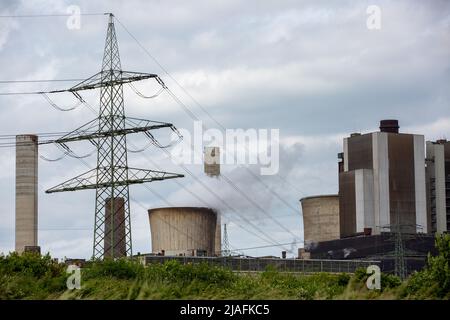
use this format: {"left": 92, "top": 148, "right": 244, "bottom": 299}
{"left": 148, "top": 207, "right": 220, "bottom": 256}
{"left": 298, "top": 119, "right": 440, "bottom": 275}
{"left": 300, "top": 195, "right": 340, "bottom": 245}
{"left": 338, "top": 120, "right": 427, "bottom": 237}
{"left": 15, "top": 134, "right": 39, "bottom": 254}
{"left": 426, "top": 139, "right": 450, "bottom": 233}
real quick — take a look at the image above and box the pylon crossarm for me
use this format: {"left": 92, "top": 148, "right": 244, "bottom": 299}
{"left": 45, "top": 168, "right": 97, "bottom": 193}
{"left": 39, "top": 117, "right": 175, "bottom": 144}
{"left": 45, "top": 167, "right": 184, "bottom": 193}
{"left": 56, "top": 124, "right": 173, "bottom": 143}
{"left": 49, "top": 70, "right": 158, "bottom": 93}
{"left": 127, "top": 167, "right": 184, "bottom": 181}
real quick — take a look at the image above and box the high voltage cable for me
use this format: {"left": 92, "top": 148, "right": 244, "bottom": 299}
{"left": 0, "top": 13, "right": 108, "bottom": 18}
{"left": 133, "top": 163, "right": 289, "bottom": 252}
{"left": 125, "top": 136, "right": 294, "bottom": 252}
{"left": 61, "top": 148, "right": 288, "bottom": 254}
{"left": 138, "top": 152, "right": 293, "bottom": 251}
{"left": 73, "top": 108, "right": 293, "bottom": 253}
{"left": 162, "top": 87, "right": 300, "bottom": 240}
{"left": 0, "top": 81, "right": 300, "bottom": 250}
{"left": 0, "top": 78, "right": 299, "bottom": 249}
{"left": 231, "top": 241, "right": 303, "bottom": 252}
{"left": 0, "top": 100, "right": 295, "bottom": 252}
{"left": 156, "top": 147, "right": 294, "bottom": 253}
{"left": 29, "top": 75, "right": 289, "bottom": 254}
{"left": 114, "top": 17, "right": 303, "bottom": 221}
{"left": 0, "top": 14, "right": 301, "bottom": 254}
{"left": 0, "top": 79, "right": 85, "bottom": 83}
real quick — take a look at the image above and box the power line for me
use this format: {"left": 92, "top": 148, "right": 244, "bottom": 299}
{"left": 0, "top": 14, "right": 301, "bottom": 256}
{"left": 0, "top": 102, "right": 295, "bottom": 253}
{"left": 160, "top": 88, "right": 300, "bottom": 240}
{"left": 0, "top": 84, "right": 299, "bottom": 250}
{"left": 0, "top": 79, "right": 85, "bottom": 83}
{"left": 0, "top": 13, "right": 108, "bottom": 18}
{"left": 0, "top": 131, "right": 76, "bottom": 138}
{"left": 115, "top": 16, "right": 306, "bottom": 202}
{"left": 114, "top": 18, "right": 302, "bottom": 226}
{"left": 130, "top": 141, "right": 294, "bottom": 253}
{"left": 231, "top": 240, "right": 303, "bottom": 252}
{"left": 50, "top": 147, "right": 287, "bottom": 256}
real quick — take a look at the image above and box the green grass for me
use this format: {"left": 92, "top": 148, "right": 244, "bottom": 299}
{"left": 1, "top": 234, "right": 449, "bottom": 300}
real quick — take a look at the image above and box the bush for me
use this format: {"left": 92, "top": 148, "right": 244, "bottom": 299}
{"left": 353, "top": 267, "right": 369, "bottom": 282}
{"left": 0, "top": 252, "right": 64, "bottom": 278}
{"left": 145, "top": 260, "right": 236, "bottom": 285}
{"left": 0, "top": 252, "right": 67, "bottom": 299}
{"left": 402, "top": 234, "right": 450, "bottom": 299}
{"left": 83, "top": 258, "right": 144, "bottom": 280}
{"left": 337, "top": 273, "right": 351, "bottom": 286}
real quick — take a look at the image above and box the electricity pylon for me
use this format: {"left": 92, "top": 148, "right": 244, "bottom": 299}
{"left": 393, "top": 223, "right": 407, "bottom": 280}
{"left": 222, "top": 223, "right": 231, "bottom": 256}
{"left": 46, "top": 14, "right": 183, "bottom": 259}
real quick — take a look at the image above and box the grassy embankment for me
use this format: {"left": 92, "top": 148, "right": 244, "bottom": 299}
{"left": 1, "top": 234, "right": 449, "bottom": 300}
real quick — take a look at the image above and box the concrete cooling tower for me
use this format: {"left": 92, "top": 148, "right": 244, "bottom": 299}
{"left": 148, "top": 207, "right": 220, "bottom": 256}
{"left": 300, "top": 194, "right": 340, "bottom": 246}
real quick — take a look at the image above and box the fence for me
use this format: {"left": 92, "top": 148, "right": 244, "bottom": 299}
{"left": 143, "top": 256, "right": 380, "bottom": 274}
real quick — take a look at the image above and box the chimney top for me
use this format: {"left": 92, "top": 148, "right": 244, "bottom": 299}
{"left": 379, "top": 119, "right": 399, "bottom": 133}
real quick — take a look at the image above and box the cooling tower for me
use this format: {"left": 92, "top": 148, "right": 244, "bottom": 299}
{"left": 15, "top": 134, "right": 38, "bottom": 253}
{"left": 300, "top": 195, "right": 340, "bottom": 246}
{"left": 148, "top": 207, "right": 217, "bottom": 256}
{"left": 104, "top": 197, "right": 126, "bottom": 258}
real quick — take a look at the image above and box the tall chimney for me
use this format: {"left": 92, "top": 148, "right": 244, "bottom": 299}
{"left": 379, "top": 119, "right": 399, "bottom": 133}
{"left": 104, "top": 197, "right": 126, "bottom": 258}
{"left": 15, "top": 134, "right": 38, "bottom": 253}
{"left": 204, "top": 146, "right": 220, "bottom": 177}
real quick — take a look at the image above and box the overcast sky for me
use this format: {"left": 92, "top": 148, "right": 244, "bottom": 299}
{"left": 0, "top": 0, "right": 449, "bottom": 259}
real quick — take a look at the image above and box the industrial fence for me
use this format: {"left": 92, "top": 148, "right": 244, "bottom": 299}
{"left": 143, "top": 256, "right": 380, "bottom": 274}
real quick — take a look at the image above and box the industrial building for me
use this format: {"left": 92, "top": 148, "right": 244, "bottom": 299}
{"left": 426, "top": 139, "right": 450, "bottom": 233}
{"left": 306, "top": 232, "right": 437, "bottom": 274}
{"left": 300, "top": 195, "right": 340, "bottom": 244}
{"left": 299, "top": 120, "right": 443, "bottom": 276}
{"left": 338, "top": 120, "right": 427, "bottom": 237}
{"left": 148, "top": 207, "right": 221, "bottom": 257}
{"left": 15, "top": 134, "right": 39, "bottom": 254}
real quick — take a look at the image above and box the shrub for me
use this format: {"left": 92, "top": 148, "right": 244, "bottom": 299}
{"left": 145, "top": 260, "right": 236, "bottom": 286}
{"left": 83, "top": 258, "right": 144, "bottom": 280}
{"left": 337, "top": 273, "right": 351, "bottom": 286}
{"left": 0, "top": 252, "right": 67, "bottom": 299}
{"left": 402, "top": 233, "right": 450, "bottom": 299}
{"left": 0, "top": 252, "right": 64, "bottom": 278}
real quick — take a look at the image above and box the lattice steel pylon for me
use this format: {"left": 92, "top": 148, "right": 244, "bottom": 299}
{"left": 222, "top": 223, "right": 231, "bottom": 256}
{"left": 393, "top": 223, "right": 407, "bottom": 280}
{"left": 46, "top": 14, "right": 184, "bottom": 259}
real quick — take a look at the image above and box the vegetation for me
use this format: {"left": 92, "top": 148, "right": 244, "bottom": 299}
{"left": 1, "top": 234, "right": 449, "bottom": 300}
